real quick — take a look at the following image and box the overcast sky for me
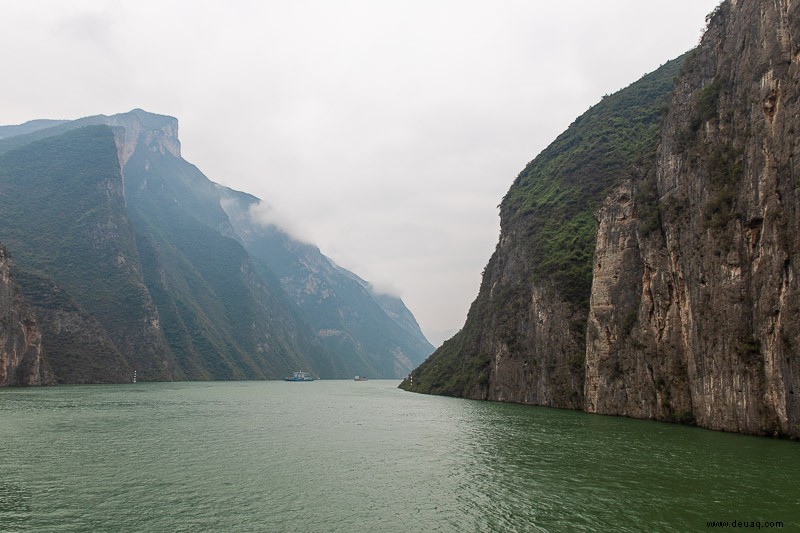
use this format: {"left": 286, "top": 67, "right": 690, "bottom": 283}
{"left": 2, "top": 1, "right": 721, "bottom": 346}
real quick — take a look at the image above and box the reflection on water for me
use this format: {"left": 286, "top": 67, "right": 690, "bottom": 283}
{"left": 0, "top": 381, "right": 798, "bottom": 532}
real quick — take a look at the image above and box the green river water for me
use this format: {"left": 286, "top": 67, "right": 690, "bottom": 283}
{"left": 0, "top": 380, "right": 797, "bottom": 532}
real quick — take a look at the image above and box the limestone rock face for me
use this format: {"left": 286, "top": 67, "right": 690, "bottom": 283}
{"left": 479, "top": 233, "right": 586, "bottom": 408}
{"left": 585, "top": 181, "right": 694, "bottom": 424}
{"left": 586, "top": 0, "right": 800, "bottom": 437}
{"left": 639, "top": 1, "right": 790, "bottom": 436}
{"left": 106, "top": 108, "right": 181, "bottom": 167}
{"left": 0, "top": 246, "right": 53, "bottom": 386}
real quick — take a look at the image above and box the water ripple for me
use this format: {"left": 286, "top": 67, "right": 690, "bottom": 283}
{"left": 0, "top": 381, "right": 798, "bottom": 532}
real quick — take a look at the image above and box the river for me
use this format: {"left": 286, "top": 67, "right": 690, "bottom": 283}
{"left": 0, "top": 380, "right": 797, "bottom": 532}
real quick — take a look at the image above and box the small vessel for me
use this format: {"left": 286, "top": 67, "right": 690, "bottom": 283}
{"left": 285, "top": 371, "right": 315, "bottom": 382}
{"left": 354, "top": 375, "right": 368, "bottom": 381}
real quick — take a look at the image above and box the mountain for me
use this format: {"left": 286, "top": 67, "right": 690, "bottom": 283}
{"left": 402, "top": 0, "right": 800, "bottom": 438}
{"left": 0, "top": 109, "right": 432, "bottom": 383}
{"left": 217, "top": 187, "right": 434, "bottom": 378}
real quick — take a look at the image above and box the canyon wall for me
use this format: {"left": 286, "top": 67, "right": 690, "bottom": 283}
{"left": 586, "top": 0, "right": 800, "bottom": 436}
{"left": 405, "top": 0, "right": 800, "bottom": 438}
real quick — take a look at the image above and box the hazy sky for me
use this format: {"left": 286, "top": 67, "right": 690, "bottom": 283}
{"left": 2, "top": 1, "right": 720, "bottom": 346}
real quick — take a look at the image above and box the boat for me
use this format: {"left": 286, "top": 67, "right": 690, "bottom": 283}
{"left": 285, "top": 371, "right": 315, "bottom": 382}
{"left": 354, "top": 375, "right": 368, "bottom": 381}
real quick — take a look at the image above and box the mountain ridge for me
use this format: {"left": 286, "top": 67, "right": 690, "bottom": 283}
{"left": 0, "top": 110, "right": 432, "bottom": 383}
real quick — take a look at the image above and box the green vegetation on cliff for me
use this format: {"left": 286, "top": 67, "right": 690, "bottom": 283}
{"left": 503, "top": 57, "right": 684, "bottom": 307}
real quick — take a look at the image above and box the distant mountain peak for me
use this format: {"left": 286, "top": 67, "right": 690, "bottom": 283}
{"left": 103, "top": 109, "right": 181, "bottom": 166}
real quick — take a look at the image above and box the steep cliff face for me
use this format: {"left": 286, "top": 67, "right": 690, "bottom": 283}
{"left": 586, "top": 180, "right": 695, "bottom": 424}
{"left": 587, "top": 0, "right": 800, "bottom": 437}
{"left": 101, "top": 110, "right": 338, "bottom": 379}
{"left": 105, "top": 109, "right": 181, "bottom": 167}
{"left": 0, "top": 246, "right": 52, "bottom": 386}
{"left": 0, "top": 116, "right": 310, "bottom": 382}
{"left": 13, "top": 269, "right": 132, "bottom": 384}
{"left": 406, "top": 0, "right": 800, "bottom": 438}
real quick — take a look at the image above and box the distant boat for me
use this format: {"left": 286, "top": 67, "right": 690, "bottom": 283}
{"left": 285, "top": 371, "right": 315, "bottom": 382}
{"left": 354, "top": 375, "right": 368, "bottom": 381}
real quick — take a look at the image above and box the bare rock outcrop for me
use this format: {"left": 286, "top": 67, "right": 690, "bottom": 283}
{"left": 586, "top": 0, "right": 800, "bottom": 437}
{"left": 0, "top": 246, "right": 53, "bottom": 386}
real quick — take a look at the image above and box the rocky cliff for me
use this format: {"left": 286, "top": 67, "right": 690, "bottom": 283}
{"left": 586, "top": 0, "right": 800, "bottom": 437}
{"left": 0, "top": 246, "right": 52, "bottom": 386}
{"left": 404, "top": 0, "right": 800, "bottom": 438}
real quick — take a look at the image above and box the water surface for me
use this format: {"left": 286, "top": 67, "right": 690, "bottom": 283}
{"left": 0, "top": 381, "right": 797, "bottom": 532}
